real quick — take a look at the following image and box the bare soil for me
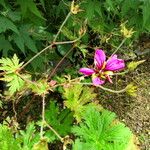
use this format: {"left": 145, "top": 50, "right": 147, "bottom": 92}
{"left": 99, "top": 59, "right": 150, "bottom": 150}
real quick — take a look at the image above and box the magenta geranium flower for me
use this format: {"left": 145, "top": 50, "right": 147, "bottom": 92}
{"left": 79, "top": 49, "right": 125, "bottom": 86}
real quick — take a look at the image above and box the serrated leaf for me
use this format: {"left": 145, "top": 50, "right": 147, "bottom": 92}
{"left": 19, "top": 122, "right": 40, "bottom": 149}
{"left": 22, "top": 33, "right": 37, "bottom": 53}
{"left": 63, "top": 84, "right": 96, "bottom": 122}
{"left": 0, "top": 55, "right": 28, "bottom": 95}
{"left": 0, "top": 54, "right": 24, "bottom": 73}
{"left": 33, "top": 138, "right": 48, "bottom": 150}
{"left": 13, "top": 25, "right": 38, "bottom": 53}
{"left": 0, "top": 34, "right": 13, "bottom": 56}
{"left": 29, "top": 79, "right": 49, "bottom": 95}
{"left": 17, "top": 0, "right": 44, "bottom": 20}
{"left": 0, "top": 124, "right": 21, "bottom": 150}
{"left": 45, "top": 101, "right": 73, "bottom": 142}
{"left": 142, "top": 0, "right": 150, "bottom": 29}
{"left": 72, "top": 107, "right": 133, "bottom": 150}
{"left": 6, "top": 74, "right": 25, "bottom": 95}
{"left": 0, "top": 16, "right": 19, "bottom": 34}
{"left": 7, "top": 10, "right": 21, "bottom": 22}
{"left": 13, "top": 33, "right": 25, "bottom": 53}
{"left": 81, "top": 0, "right": 102, "bottom": 21}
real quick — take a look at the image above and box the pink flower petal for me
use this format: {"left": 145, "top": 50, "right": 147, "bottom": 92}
{"left": 105, "top": 55, "right": 125, "bottom": 71}
{"left": 94, "top": 49, "right": 106, "bottom": 69}
{"left": 79, "top": 68, "right": 95, "bottom": 76}
{"left": 92, "top": 77, "right": 105, "bottom": 86}
{"left": 106, "top": 75, "right": 113, "bottom": 83}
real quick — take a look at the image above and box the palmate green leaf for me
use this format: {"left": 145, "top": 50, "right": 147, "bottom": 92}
{"left": 72, "top": 107, "right": 133, "bottom": 150}
{"left": 6, "top": 74, "right": 25, "bottom": 95}
{"left": 13, "top": 33, "right": 25, "bottom": 53}
{"left": 0, "top": 34, "right": 13, "bottom": 56}
{"left": 45, "top": 101, "right": 73, "bottom": 142}
{"left": 2, "top": 73, "right": 29, "bottom": 96}
{"left": 17, "top": 0, "right": 44, "bottom": 20}
{"left": 0, "top": 124, "right": 21, "bottom": 150}
{"left": 81, "top": 0, "right": 102, "bottom": 21}
{"left": 142, "top": 0, "right": 150, "bottom": 31}
{"left": 0, "top": 0, "right": 7, "bottom": 9}
{"left": 28, "top": 79, "right": 49, "bottom": 95}
{"left": 19, "top": 122, "right": 40, "bottom": 150}
{"left": 0, "top": 16, "right": 19, "bottom": 34}
{"left": 63, "top": 84, "right": 96, "bottom": 122}
{"left": 13, "top": 24, "right": 38, "bottom": 53}
{"left": 33, "top": 138, "right": 48, "bottom": 150}
{"left": 0, "top": 54, "right": 23, "bottom": 73}
{"left": 0, "top": 55, "right": 29, "bottom": 95}
{"left": 7, "top": 10, "right": 21, "bottom": 22}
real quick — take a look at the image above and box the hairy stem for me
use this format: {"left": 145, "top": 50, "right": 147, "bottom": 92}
{"left": 111, "top": 38, "right": 127, "bottom": 57}
{"left": 19, "top": 12, "right": 71, "bottom": 71}
{"left": 48, "top": 46, "right": 75, "bottom": 80}
{"left": 19, "top": 44, "right": 53, "bottom": 70}
{"left": 53, "top": 12, "right": 71, "bottom": 42}
{"left": 45, "top": 122, "right": 63, "bottom": 141}
{"left": 113, "top": 70, "right": 129, "bottom": 75}
{"left": 40, "top": 95, "right": 45, "bottom": 138}
{"left": 74, "top": 82, "right": 126, "bottom": 93}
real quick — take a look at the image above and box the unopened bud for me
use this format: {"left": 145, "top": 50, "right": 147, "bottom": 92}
{"left": 71, "top": 1, "right": 83, "bottom": 14}
{"left": 127, "top": 60, "right": 145, "bottom": 71}
{"left": 120, "top": 22, "right": 135, "bottom": 38}
{"left": 126, "top": 83, "right": 137, "bottom": 97}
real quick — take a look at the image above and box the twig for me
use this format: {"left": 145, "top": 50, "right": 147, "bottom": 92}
{"left": 16, "top": 72, "right": 42, "bottom": 90}
{"left": 53, "top": 12, "right": 71, "bottom": 42}
{"left": 80, "top": 82, "right": 127, "bottom": 93}
{"left": 45, "top": 122, "right": 63, "bottom": 142}
{"left": 51, "top": 78, "right": 127, "bottom": 94}
{"left": 40, "top": 95, "right": 46, "bottom": 138}
{"left": 0, "top": 72, "right": 5, "bottom": 76}
{"left": 19, "top": 44, "right": 53, "bottom": 70}
{"left": 19, "top": 12, "right": 72, "bottom": 71}
{"left": 12, "top": 101, "right": 17, "bottom": 119}
{"left": 113, "top": 70, "right": 129, "bottom": 75}
{"left": 48, "top": 46, "right": 75, "bottom": 80}
{"left": 18, "top": 95, "right": 36, "bottom": 121}
{"left": 110, "top": 38, "right": 127, "bottom": 57}
{"left": 54, "top": 37, "right": 81, "bottom": 45}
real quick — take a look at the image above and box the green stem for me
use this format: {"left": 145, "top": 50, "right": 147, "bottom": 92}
{"left": 19, "top": 12, "right": 71, "bottom": 71}
{"left": 111, "top": 38, "right": 127, "bottom": 57}
{"left": 76, "top": 82, "right": 127, "bottom": 93}
{"left": 53, "top": 12, "right": 71, "bottom": 42}
{"left": 113, "top": 70, "right": 129, "bottom": 76}
{"left": 45, "top": 122, "right": 63, "bottom": 142}
{"left": 48, "top": 46, "right": 75, "bottom": 80}
{"left": 40, "top": 95, "right": 45, "bottom": 138}
{"left": 20, "top": 44, "right": 53, "bottom": 70}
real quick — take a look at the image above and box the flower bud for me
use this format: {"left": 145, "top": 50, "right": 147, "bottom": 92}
{"left": 120, "top": 22, "right": 135, "bottom": 38}
{"left": 71, "top": 0, "right": 82, "bottom": 14}
{"left": 127, "top": 60, "right": 145, "bottom": 71}
{"left": 126, "top": 83, "right": 137, "bottom": 97}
